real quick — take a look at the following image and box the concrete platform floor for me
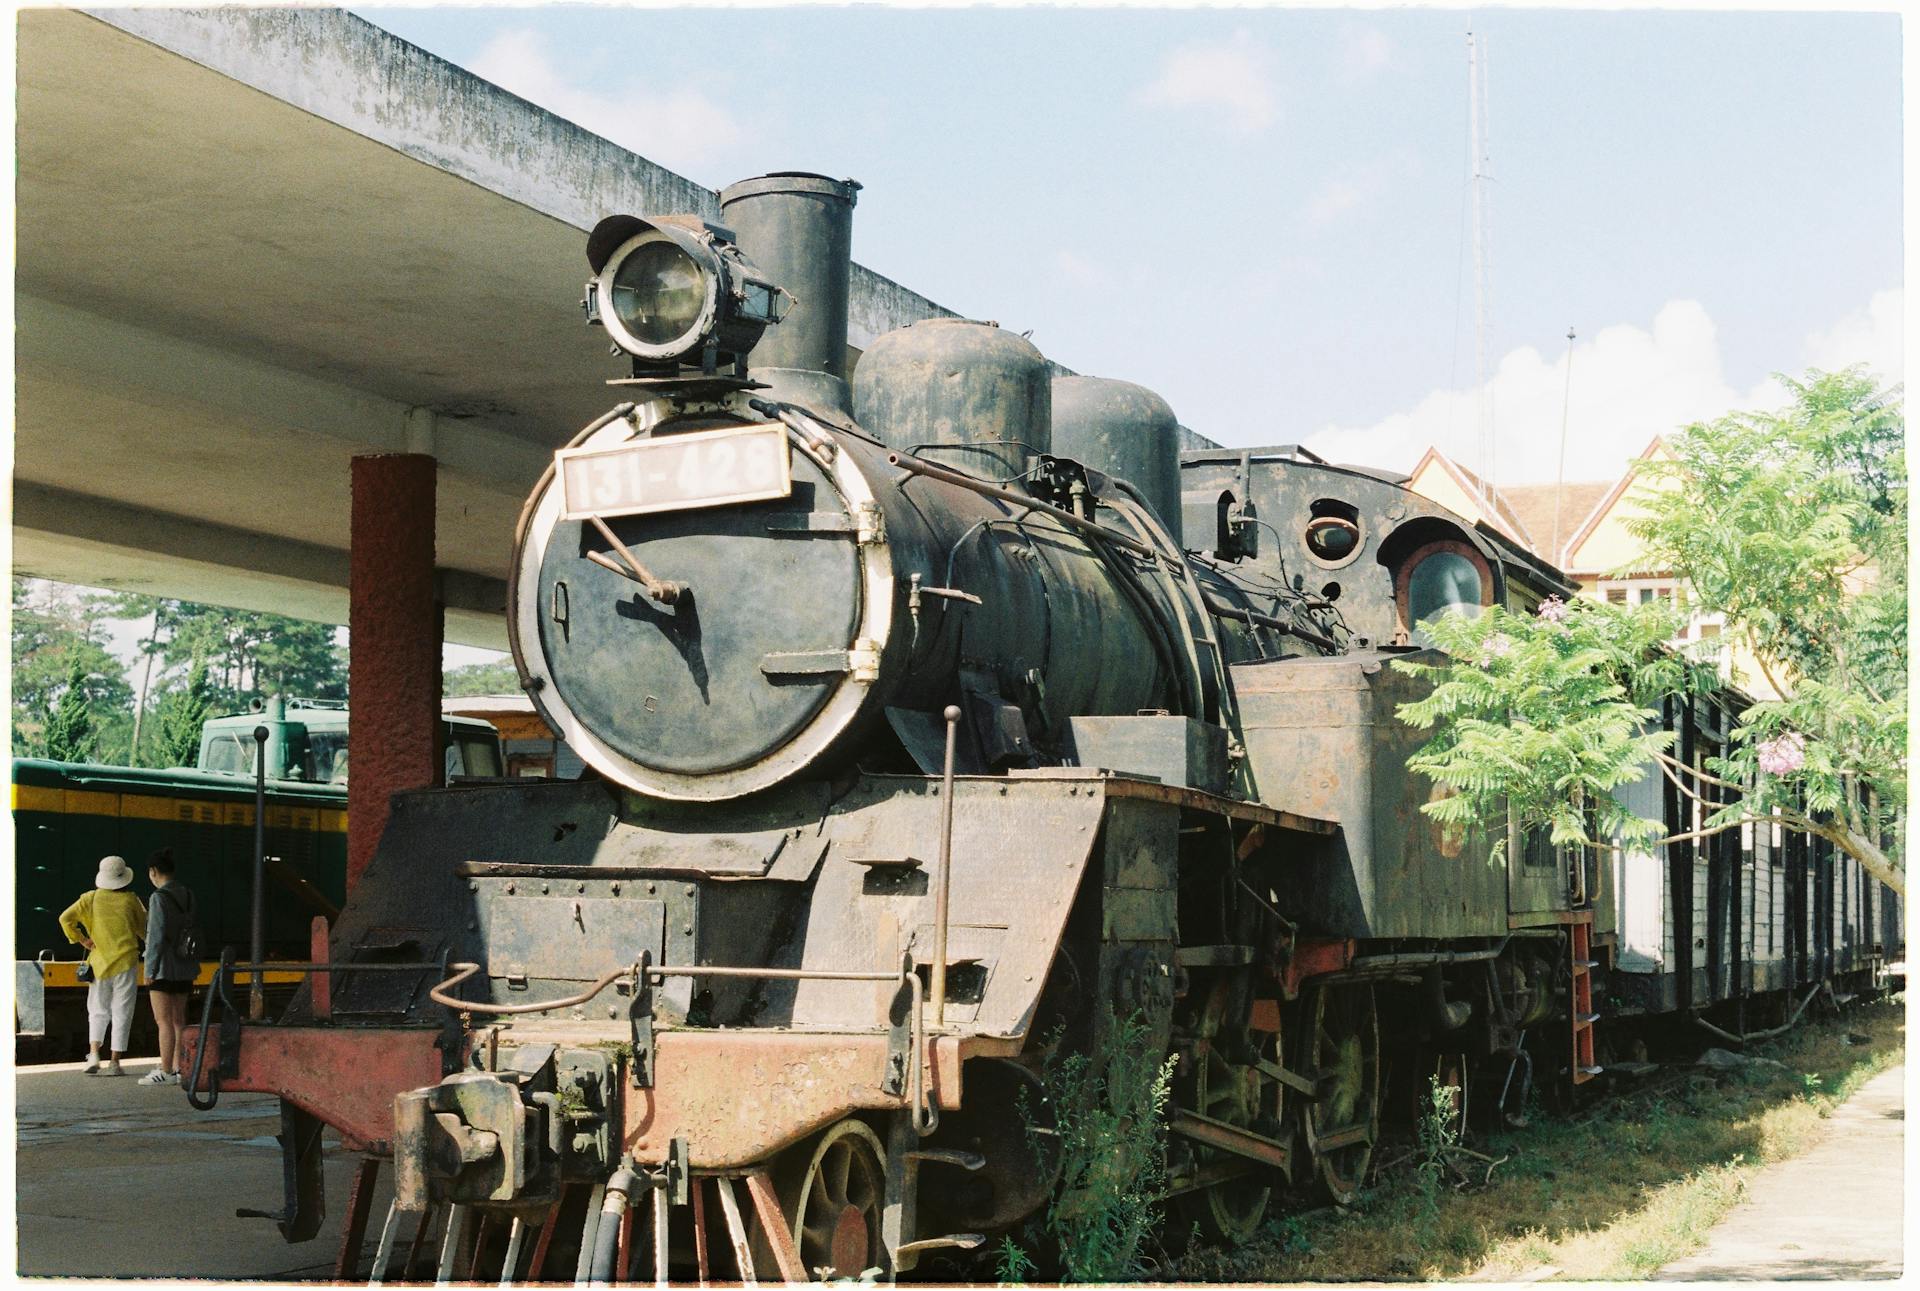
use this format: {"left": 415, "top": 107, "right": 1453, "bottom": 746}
{"left": 1656, "top": 1063, "right": 1905, "bottom": 1281}
{"left": 15, "top": 1059, "right": 395, "bottom": 1280}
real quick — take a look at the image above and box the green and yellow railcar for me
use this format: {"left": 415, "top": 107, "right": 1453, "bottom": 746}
{"left": 13, "top": 700, "right": 503, "bottom": 1057}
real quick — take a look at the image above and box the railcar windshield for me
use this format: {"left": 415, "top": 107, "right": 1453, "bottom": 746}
{"left": 448, "top": 733, "right": 504, "bottom": 779}
{"left": 200, "top": 730, "right": 256, "bottom": 776}
{"left": 309, "top": 731, "right": 349, "bottom": 784}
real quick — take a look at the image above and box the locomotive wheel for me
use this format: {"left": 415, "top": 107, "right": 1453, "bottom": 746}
{"left": 774, "top": 1118, "right": 890, "bottom": 1280}
{"left": 1304, "top": 980, "right": 1379, "bottom": 1206}
{"left": 1176, "top": 978, "right": 1280, "bottom": 1246}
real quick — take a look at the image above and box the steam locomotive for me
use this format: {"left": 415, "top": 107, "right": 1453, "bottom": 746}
{"left": 185, "top": 172, "right": 1898, "bottom": 1282}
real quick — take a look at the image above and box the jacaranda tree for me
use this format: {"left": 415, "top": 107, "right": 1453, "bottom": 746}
{"left": 1396, "top": 369, "right": 1905, "bottom": 895}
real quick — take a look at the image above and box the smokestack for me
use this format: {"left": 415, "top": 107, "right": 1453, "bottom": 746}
{"left": 717, "top": 172, "right": 861, "bottom": 415}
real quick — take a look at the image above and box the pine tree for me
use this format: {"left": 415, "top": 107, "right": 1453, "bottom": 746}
{"left": 42, "top": 656, "right": 96, "bottom": 763}
{"left": 153, "top": 656, "right": 216, "bottom": 769}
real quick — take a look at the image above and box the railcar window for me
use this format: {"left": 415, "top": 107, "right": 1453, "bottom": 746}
{"left": 448, "top": 736, "right": 504, "bottom": 779}
{"left": 309, "top": 731, "right": 348, "bottom": 784}
{"left": 201, "top": 732, "right": 253, "bottom": 776}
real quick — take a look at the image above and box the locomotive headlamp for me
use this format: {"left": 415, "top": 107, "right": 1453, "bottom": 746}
{"left": 584, "top": 214, "right": 788, "bottom": 371}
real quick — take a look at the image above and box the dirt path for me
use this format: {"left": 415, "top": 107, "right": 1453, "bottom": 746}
{"left": 1654, "top": 1063, "right": 1904, "bottom": 1281}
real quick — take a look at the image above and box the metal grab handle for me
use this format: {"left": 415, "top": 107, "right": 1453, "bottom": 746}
{"left": 428, "top": 961, "right": 639, "bottom": 1016}
{"left": 587, "top": 515, "right": 685, "bottom": 605}
{"left": 184, "top": 948, "right": 232, "bottom": 1111}
{"left": 428, "top": 960, "right": 912, "bottom": 1015}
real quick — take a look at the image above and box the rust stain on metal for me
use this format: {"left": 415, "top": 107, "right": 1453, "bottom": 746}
{"left": 621, "top": 1031, "right": 963, "bottom": 1168}
{"left": 184, "top": 1026, "right": 444, "bottom": 1150}
{"left": 744, "top": 1169, "right": 807, "bottom": 1283}
{"left": 1279, "top": 937, "right": 1354, "bottom": 999}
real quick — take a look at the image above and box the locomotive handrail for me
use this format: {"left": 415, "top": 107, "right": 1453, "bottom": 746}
{"left": 429, "top": 961, "right": 637, "bottom": 1016}
{"left": 425, "top": 958, "right": 941, "bottom": 1131}
{"left": 646, "top": 965, "right": 906, "bottom": 982}
{"left": 427, "top": 960, "right": 911, "bottom": 1014}
{"left": 217, "top": 961, "right": 450, "bottom": 974}
{"left": 886, "top": 451, "right": 1159, "bottom": 560}
{"left": 184, "top": 947, "right": 233, "bottom": 1111}
{"left": 1200, "top": 595, "right": 1340, "bottom": 653}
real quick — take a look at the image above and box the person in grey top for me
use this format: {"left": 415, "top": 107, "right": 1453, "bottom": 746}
{"left": 141, "top": 850, "right": 197, "bottom": 1086}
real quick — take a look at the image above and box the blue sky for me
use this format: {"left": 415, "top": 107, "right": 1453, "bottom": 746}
{"left": 358, "top": 5, "right": 1903, "bottom": 490}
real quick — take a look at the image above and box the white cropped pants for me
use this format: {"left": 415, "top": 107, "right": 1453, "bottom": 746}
{"left": 87, "top": 967, "right": 138, "bottom": 1052}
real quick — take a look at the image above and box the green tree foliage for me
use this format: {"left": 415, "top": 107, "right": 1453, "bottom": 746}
{"left": 1630, "top": 369, "right": 1905, "bottom": 893}
{"left": 157, "top": 604, "right": 345, "bottom": 710}
{"left": 151, "top": 656, "right": 218, "bottom": 769}
{"left": 10, "top": 579, "right": 348, "bottom": 766}
{"left": 1396, "top": 598, "right": 1709, "bottom": 865}
{"left": 444, "top": 656, "right": 523, "bottom": 697}
{"left": 42, "top": 656, "right": 98, "bottom": 762}
{"left": 10, "top": 579, "right": 133, "bottom": 758}
{"left": 1397, "top": 370, "right": 1906, "bottom": 894}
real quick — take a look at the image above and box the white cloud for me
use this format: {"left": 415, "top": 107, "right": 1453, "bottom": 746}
{"left": 469, "top": 30, "right": 743, "bottom": 175}
{"left": 1302, "top": 180, "right": 1363, "bottom": 228}
{"left": 1339, "top": 26, "right": 1393, "bottom": 82}
{"left": 1137, "top": 32, "right": 1277, "bottom": 133}
{"left": 1803, "top": 288, "right": 1905, "bottom": 385}
{"left": 1302, "top": 289, "right": 1904, "bottom": 484}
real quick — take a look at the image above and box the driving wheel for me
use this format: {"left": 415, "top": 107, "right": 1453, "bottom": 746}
{"left": 1176, "top": 977, "right": 1281, "bottom": 1245}
{"left": 1304, "top": 979, "right": 1379, "bottom": 1205}
{"left": 779, "top": 1118, "right": 890, "bottom": 1280}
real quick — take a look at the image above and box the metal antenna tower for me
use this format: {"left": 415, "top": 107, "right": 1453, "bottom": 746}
{"left": 1553, "top": 327, "right": 1576, "bottom": 565}
{"left": 1468, "top": 28, "right": 1495, "bottom": 512}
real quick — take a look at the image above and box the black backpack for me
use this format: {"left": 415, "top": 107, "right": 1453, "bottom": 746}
{"left": 159, "top": 887, "right": 202, "bottom": 963}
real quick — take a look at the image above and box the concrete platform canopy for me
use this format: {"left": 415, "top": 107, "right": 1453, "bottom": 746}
{"left": 14, "top": 7, "right": 954, "bottom": 650}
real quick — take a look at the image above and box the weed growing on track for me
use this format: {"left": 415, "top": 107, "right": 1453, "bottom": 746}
{"left": 1169, "top": 995, "right": 1903, "bottom": 1282}
{"left": 1011, "top": 1011, "right": 1178, "bottom": 1283}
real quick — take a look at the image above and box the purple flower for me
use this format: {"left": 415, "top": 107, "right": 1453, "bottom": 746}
{"left": 1537, "top": 596, "right": 1570, "bottom": 624}
{"left": 1476, "top": 634, "right": 1515, "bottom": 666}
{"left": 1756, "top": 732, "right": 1807, "bottom": 776}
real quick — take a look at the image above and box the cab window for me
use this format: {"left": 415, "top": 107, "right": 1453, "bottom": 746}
{"left": 309, "top": 731, "right": 349, "bottom": 784}
{"left": 1395, "top": 539, "right": 1493, "bottom": 647}
{"left": 447, "top": 733, "right": 503, "bottom": 779}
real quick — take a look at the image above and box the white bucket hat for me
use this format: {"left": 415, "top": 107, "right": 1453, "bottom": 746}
{"left": 95, "top": 855, "right": 133, "bottom": 890}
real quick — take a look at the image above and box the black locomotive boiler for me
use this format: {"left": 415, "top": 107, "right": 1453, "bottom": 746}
{"left": 185, "top": 172, "right": 1899, "bottom": 1282}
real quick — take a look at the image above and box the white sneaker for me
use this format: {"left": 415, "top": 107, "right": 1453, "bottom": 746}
{"left": 82, "top": 1059, "right": 101, "bottom": 1076}
{"left": 139, "top": 1069, "right": 170, "bottom": 1085}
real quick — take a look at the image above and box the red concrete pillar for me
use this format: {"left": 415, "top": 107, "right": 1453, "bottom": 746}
{"left": 348, "top": 453, "right": 440, "bottom": 891}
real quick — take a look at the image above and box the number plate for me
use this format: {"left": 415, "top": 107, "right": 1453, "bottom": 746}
{"left": 556, "top": 424, "right": 792, "bottom": 521}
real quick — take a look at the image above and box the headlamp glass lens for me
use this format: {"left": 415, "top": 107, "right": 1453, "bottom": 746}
{"left": 608, "top": 240, "right": 706, "bottom": 347}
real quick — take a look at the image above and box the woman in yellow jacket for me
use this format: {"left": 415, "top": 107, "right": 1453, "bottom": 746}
{"left": 58, "top": 856, "right": 148, "bottom": 1076}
